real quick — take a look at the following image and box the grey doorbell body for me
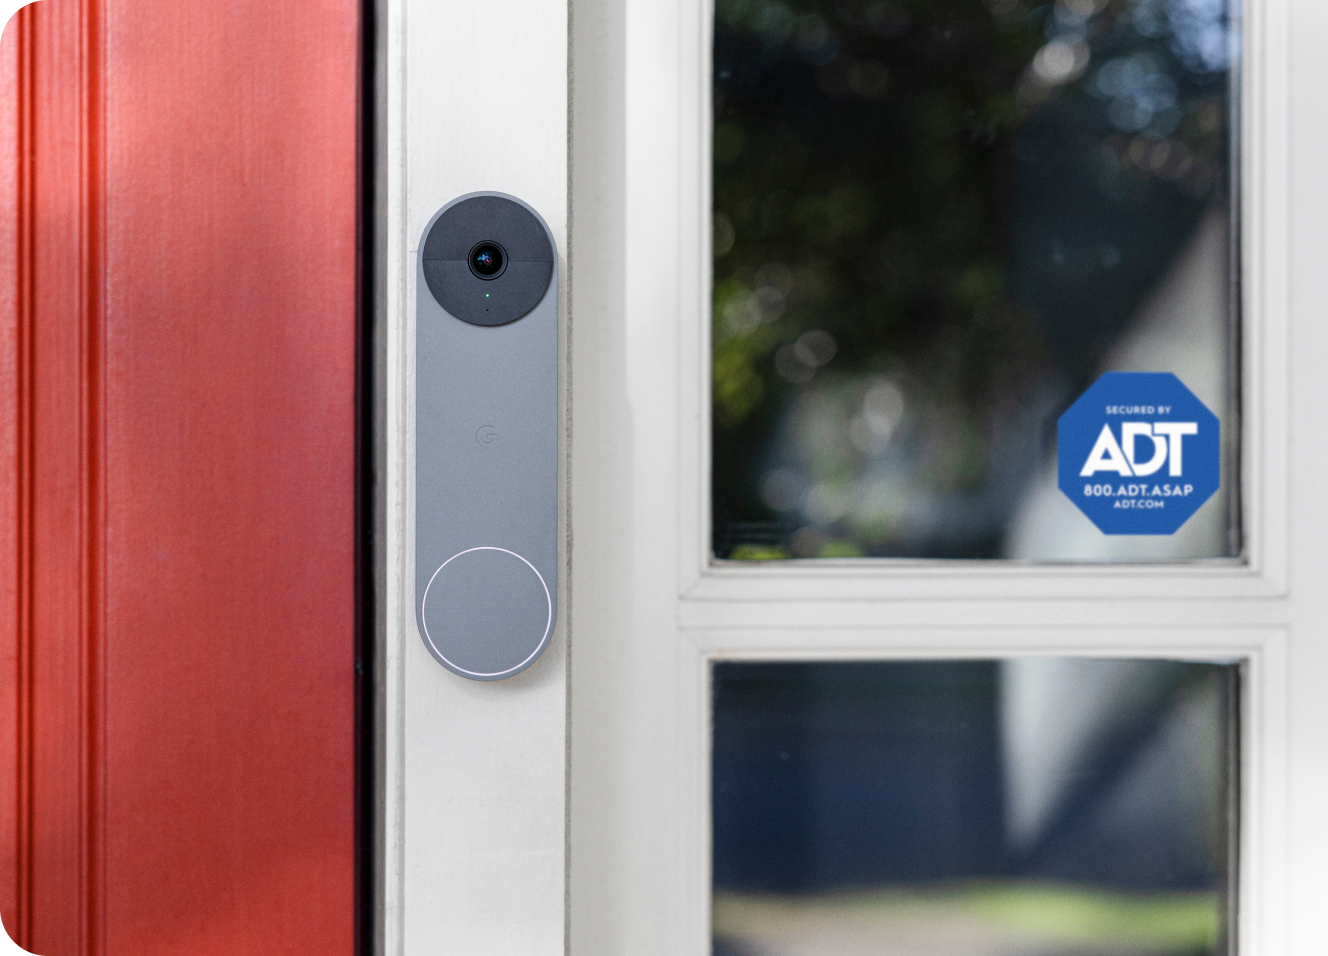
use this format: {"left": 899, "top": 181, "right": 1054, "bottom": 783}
{"left": 415, "top": 193, "right": 557, "bottom": 680}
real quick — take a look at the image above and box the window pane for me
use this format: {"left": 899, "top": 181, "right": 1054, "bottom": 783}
{"left": 712, "top": 659, "right": 1237, "bottom": 956}
{"left": 712, "top": 0, "right": 1238, "bottom": 560}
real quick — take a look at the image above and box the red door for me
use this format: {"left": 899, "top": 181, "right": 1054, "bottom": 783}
{"left": 0, "top": 0, "right": 363, "bottom": 952}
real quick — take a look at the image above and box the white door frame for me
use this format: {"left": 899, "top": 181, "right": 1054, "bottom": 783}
{"left": 378, "top": 0, "right": 1326, "bottom": 952}
{"left": 377, "top": 1, "right": 569, "bottom": 953}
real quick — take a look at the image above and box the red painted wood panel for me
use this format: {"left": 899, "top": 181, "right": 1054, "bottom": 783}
{"left": 0, "top": 0, "right": 361, "bottom": 952}
{"left": 6, "top": 5, "right": 102, "bottom": 951}
{"left": 0, "top": 9, "right": 19, "bottom": 939}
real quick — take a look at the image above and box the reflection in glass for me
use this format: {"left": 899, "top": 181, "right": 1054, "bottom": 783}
{"left": 712, "top": 0, "right": 1238, "bottom": 560}
{"left": 712, "top": 660, "right": 1236, "bottom": 956}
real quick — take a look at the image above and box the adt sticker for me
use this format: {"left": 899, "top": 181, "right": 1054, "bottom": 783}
{"left": 1058, "top": 372, "right": 1219, "bottom": 535}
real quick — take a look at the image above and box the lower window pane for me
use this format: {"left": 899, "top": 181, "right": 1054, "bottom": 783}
{"left": 712, "top": 659, "right": 1236, "bottom": 956}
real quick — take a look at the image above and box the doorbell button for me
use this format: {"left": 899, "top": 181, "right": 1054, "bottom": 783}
{"left": 420, "top": 548, "right": 553, "bottom": 679}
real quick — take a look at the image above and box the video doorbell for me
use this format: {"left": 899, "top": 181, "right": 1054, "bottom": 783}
{"left": 415, "top": 193, "right": 558, "bottom": 680}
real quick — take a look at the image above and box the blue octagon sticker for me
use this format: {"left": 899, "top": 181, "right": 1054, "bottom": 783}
{"left": 1058, "top": 372, "right": 1220, "bottom": 535}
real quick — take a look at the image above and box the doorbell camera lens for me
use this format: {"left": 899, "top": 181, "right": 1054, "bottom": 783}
{"left": 469, "top": 241, "right": 506, "bottom": 279}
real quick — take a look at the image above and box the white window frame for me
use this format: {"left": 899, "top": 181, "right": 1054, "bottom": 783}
{"left": 378, "top": 0, "right": 1324, "bottom": 953}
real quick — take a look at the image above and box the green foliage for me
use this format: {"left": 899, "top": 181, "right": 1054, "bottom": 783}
{"left": 728, "top": 544, "right": 794, "bottom": 561}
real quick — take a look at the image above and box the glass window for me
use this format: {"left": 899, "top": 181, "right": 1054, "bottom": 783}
{"left": 712, "top": 0, "right": 1239, "bottom": 560}
{"left": 712, "top": 659, "right": 1237, "bottom": 956}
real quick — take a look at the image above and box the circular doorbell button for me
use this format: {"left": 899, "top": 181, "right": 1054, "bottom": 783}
{"left": 420, "top": 547, "right": 553, "bottom": 679}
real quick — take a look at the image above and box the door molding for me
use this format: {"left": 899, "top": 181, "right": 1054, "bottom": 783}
{"left": 378, "top": 1, "right": 570, "bottom": 953}
{"left": 1, "top": 4, "right": 106, "bottom": 949}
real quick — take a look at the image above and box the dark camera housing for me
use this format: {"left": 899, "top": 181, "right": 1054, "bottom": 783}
{"left": 421, "top": 195, "right": 554, "bottom": 327}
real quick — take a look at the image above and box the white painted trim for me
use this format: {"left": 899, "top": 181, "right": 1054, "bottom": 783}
{"left": 381, "top": 0, "right": 569, "bottom": 952}
{"left": 682, "top": 561, "right": 1281, "bottom": 604}
{"left": 378, "top": 0, "right": 407, "bottom": 950}
{"left": 1238, "top": 0, "right": 1291, "bottom": 599}
{"left": 679, "top": 598, "right": 1294, "bottom": 632}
